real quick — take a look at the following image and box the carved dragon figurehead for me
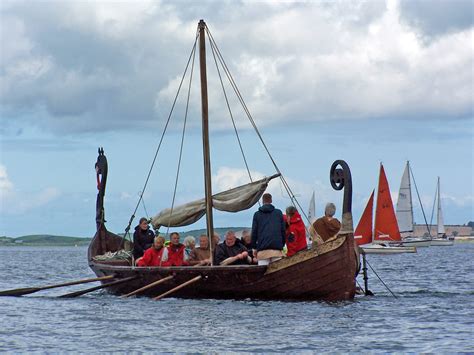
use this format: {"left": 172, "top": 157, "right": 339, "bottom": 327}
{"left": 95, "top": 147, "right": 108, "bottom": 228}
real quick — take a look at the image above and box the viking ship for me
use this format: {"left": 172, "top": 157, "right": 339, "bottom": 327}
{"left": 88, "top": 20, "right": 359, "bottom": 301}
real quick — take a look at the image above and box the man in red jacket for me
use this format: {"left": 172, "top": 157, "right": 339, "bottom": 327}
{"left": 284, "top": 206, "right": 308, "bottom": 257}
{"left": 162, "top": 232, "right": 189, "bottom": 266}
{"left": 136, "top": 236, "right": 167, "bottom": 267}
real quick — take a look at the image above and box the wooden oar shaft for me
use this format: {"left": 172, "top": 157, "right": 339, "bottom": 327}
{"left": 59, "top": 276, "right": 137, "bottom": 298}
{"left": 121, "top": 275, "right": 173, "bottom": 298}
{"left": 0, "top": 275, "right": 114, "bottom": 297}
{"left": 153, "top": 275, "right": 202, "bottom": 301}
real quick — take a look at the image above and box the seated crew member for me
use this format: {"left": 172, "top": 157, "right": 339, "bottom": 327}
{"left": 162, "top": 232, "right": 189, "bottom": 266}
{"left": 133, "top": 217, "right": 155, "bottom": 259}
{"left": 136, "top": 236, "right": 168, "bottom": 267}
{"left": 212, "top": 233, "right": 220, "bottom": 250}
{"left": 284, "top": 206, "right": 307, "bottom": 257}
{"left": 312, "top": 202, "right": 341, "bottom": 242}
{"left": 241, "top": 229, "right": 256, "bottom": 263}
{"left": 183, "top": 235, "right": 196, "bottom": 260}
{"left": 214, "top": 230, "right": 250, "bottom": 266}
{"left": 188, "top": 234, "right": 212, "bottom": 266}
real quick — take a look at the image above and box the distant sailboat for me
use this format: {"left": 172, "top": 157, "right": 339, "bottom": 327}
{"left": 354, "top": 165, "right": 417, "bottom": 254}
{"left": 395, "top": 161, "right": 431, "bottom": 247}
{"left": 306, "top": 190, "right": 316, "bottom": 246}
{"left": 431, "top": 177, "right": 454, "bottom": 246}
{"left": 308, "top": 191, "right": 316, "bottom": 224}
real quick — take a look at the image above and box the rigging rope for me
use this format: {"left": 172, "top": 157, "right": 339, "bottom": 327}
{"left": 207, "top": 30, "right": 254, "bottom": 186}
{"left": 409, "top": 165, "right": 432, "bottom": 238}
{"left": 205, "top": 28, "right": 312, "bottom": 228}
{"left": 429, "top": 183, "right": 437, "bottom": 231}
{"left": 165, "top": 31, "right": 197, "bottom": 238}
{"left": 121, "top": 31, "right": 200, "bottom": 245}
{"left": 365, "top": 259, "right": 397, "bottom": 299}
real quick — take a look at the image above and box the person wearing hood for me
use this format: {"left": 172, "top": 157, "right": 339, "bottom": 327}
{"left": 251, "top": 193, "right": 286, "bottom": 266}
{"left": 133, "top": 217, "right": 156, "bottom": 259}
{"left": 313, "top": 203, "right": 341, "bottom": 242}
{"left": 284, "top": 206, "right": 307, "bottom": 257}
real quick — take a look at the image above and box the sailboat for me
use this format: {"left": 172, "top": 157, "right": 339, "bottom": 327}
{"left": 354, "top": 165, "right": 417, "bottom": 254}
{"left": 306, "top": 190, "right": 316, "bottom": 247}
{"left": 87, "top": 20, "right": 359, "bottom": 301}
{"left": 395, "top": 161, "right": 431, "bottom": 247}
{"left": 430, "top": 177, "right": 454, "bottom": 246}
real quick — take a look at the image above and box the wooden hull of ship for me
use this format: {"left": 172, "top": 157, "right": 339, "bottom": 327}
{"left": 88, "top": 227, "right": 357, "bottom": 302}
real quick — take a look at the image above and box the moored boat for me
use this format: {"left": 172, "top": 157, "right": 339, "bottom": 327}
{"left": 430, "top": 177, "right": 454, "bottom": 246}
{"left": 87, "top": 20, "right": 359, "bottom": 301}
{"left": 396, "top": 161, "right": 431, "bottom": 247}
{"left": 354, "top": 165, "right": 417, "bottom": 254}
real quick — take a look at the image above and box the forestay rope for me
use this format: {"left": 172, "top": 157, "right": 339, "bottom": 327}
{"left": 164, "top": 28, "right": 198, "bottom": 238}
{"left": 205, "top": 27, "right": 312, "bottom": 227}
{"left": 121, "top": 31, "right": 200, "bottom": 245}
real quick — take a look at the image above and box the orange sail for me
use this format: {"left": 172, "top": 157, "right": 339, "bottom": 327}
{"left": 374, "top": 164, "right": 401, "bottom": 241}
{"left": 354, "top": 190, "right": 374, "bottom": 246}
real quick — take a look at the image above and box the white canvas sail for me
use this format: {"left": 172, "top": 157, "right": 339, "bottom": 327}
{"left": 396, "top": 162, "right": 414, "bottom": 233}
{"left": 307, "top": 191, "right": 316, "bottom": 223}
{"left": 437, "top": 177, "right": 445, "bottom": 235}
{"left": 151, "top": 175, "right": 278, "bottom": 229}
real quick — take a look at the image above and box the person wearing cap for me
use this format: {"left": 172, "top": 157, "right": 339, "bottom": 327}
{"left": 312, "top": 203, "right": 341, "bottom": 242}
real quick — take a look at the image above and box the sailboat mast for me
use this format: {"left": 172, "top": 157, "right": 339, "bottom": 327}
{"left": 198, "top": 20, "right": 215, "bottom": 265}
{"left": 407, "top": 161, "right": 415, "bottom": 232}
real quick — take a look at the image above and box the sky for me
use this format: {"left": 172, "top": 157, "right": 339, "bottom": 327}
{"left": 0, "top": 0, "right": 473, "bottom": 238}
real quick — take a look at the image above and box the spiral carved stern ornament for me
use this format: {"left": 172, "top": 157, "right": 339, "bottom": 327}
{"left": 330, "top": 160, "right": 353, "bottom": 233}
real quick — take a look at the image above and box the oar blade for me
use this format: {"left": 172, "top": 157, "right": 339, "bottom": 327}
{"left": 0, "top": 287, "right": 40, "bottom": 297}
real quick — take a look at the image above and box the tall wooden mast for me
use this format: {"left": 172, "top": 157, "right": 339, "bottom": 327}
{"left": 199, "top": 20, "right": 215, "bottom": 265}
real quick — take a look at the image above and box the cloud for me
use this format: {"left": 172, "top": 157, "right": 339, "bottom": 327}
{"left": 1, "top": 0, "right": 472, "bottom": 136}
{"left": 0, "top": 164, "right": 61, "bottom": 214}
{"left": 398, "top": 0, "right": 473, "bottom": 39}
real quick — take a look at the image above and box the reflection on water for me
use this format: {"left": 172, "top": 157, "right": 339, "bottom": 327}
{"left": 0, "top": 244, "right": 472, "bottom": 352}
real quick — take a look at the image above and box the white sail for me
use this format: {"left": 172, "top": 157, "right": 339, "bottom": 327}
{"left": 437, "top": 177, "right": 446, "bottom": 235}
{"left": 396, "top": 162, "right": 414, "bottom": 233}
{"left": 151, "top": 174, "right": 278, "bottom": 229}
{"left": 307, "top": 191, "right": 316, "bottom": 223}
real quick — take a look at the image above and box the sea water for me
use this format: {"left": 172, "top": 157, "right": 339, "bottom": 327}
{"left": 0, "top": 243, "right": 472, "bottom": 352}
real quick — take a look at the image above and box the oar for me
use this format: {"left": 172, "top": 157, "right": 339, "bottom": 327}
{"left": 153, "top": 275, "right": 202, "bottom": 301}
{"left": 0, "top": 275, "right": 114, "bottom": 297}
{"left": 59, "top": 276, "right": 137, "bottom": 298}
{"left": 121, "top": 275, "right": 174, "bottom": 298}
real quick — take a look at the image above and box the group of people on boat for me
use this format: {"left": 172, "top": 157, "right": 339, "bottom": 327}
{"left": 133, "top": 193, "right": 341, "bottom": 267}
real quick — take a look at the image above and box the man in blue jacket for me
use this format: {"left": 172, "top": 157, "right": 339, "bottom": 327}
{"left": 251, "top": 193, "right": 286, "bottom": 265}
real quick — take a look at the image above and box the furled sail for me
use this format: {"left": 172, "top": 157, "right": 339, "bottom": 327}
{"left": 437, "top": 177, "right": 445, "bottom": 235}
{"left": 374, "top": 164, "right": 402, "bottom": 242}
{"left": 151, "top": 174, "right": 279, "bottom": 229}
{"left": 396, "top": 162, "right": 414, "bottom": 233}
{"left": 354, "top": 190, "right": 374, "bottom": 246}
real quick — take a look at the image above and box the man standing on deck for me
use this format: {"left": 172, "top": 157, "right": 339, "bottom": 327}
{"left": 251, "top": 193, "right": 286, "bottom": 265}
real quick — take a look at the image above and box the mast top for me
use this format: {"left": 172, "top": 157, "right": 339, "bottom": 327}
{"left": 199, "top": 19, "right": 206, "bottom": 28}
